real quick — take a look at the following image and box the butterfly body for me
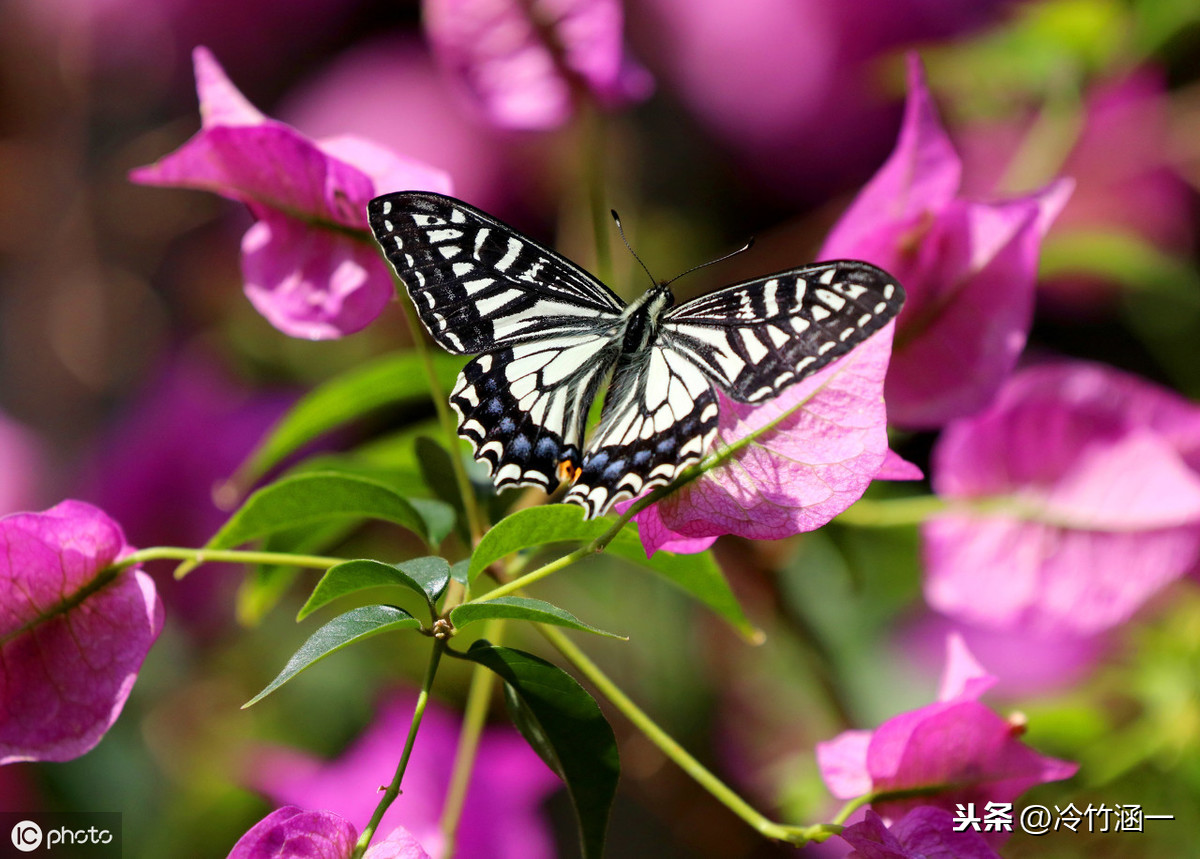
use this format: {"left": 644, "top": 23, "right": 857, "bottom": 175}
{"left": 368, "top": 192, "right": 904, "bottom": 519}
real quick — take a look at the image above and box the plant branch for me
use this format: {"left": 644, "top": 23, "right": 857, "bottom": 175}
{"left": 438, "top": 619, "right": 506, "bottom": 857}
{"left": 353, "top": 638, "right": 446, "bottom": 858}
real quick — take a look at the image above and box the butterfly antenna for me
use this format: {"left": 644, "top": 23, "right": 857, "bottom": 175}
{"left": 665, "top": 236, "right": 755, "bottom": 287}
{"left": 610, "top": 209, "right": 659, "bottom": 288}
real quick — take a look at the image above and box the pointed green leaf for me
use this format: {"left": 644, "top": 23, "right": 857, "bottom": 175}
{"left": 449, "top": 559, "right": 470, "bottom": 586}
{"left": 299, "top": 557, "right": 451, "bottom": 620}
{"left": 467, "top": 505, "right": 758, "bottom": 639}
{"left": 245, "top": 605, "right": 421, "bottom": 707}
{"left": 463, "top": 642, "right": 618, "bottom": 859}
{"left": 450, "top": 597, "right": 625, "bottom": 639}
{"left": 469, "top": 506, "right": 607, "bottom": 581}
{"left": 198, "top": 472, "right": 455, "bottom": 558}
{"left": 605, "top": 530, "right": 760, "bottom": 642}
{"left": 233, "top": 351, "right": 464, "bottom": 485}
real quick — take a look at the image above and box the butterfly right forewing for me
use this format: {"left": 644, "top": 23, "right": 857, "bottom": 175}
{"left": 662, "top": 260, "right": 904, "bottom": 403}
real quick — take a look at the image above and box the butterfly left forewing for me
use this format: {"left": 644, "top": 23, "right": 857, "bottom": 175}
{"left": 368, "top": 191, "right": 629, "bottom": 492}
{"left": 662, "top": 260, "right": 904, "bottom": 403}
{"left": 368, "top": 192, "right": 625, "bottom": 354}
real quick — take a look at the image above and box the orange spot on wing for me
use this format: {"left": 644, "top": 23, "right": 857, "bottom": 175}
{"left": 557, "top": 459, "right": 582, "bottom": 485}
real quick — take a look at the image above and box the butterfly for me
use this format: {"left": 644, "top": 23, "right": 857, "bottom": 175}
{"left": 368, "top": 192, "right": 904, "bottom": 519}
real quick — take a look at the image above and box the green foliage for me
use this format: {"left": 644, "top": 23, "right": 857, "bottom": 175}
{"left": 233, "top": 351, "right": 464, "bottom": 485}
{"left": 450, "top": 596, "right": 625, "bottom": 638}
{"left": 245, "top": 605, "right": 422, "bottom": 707}
{"left": 192, "top": 471, "right": 456, "bottom": 563}
{"left": 463, "top": 641, "right": 620, "bottom": 859}
{"left": 300, "top": 556, "right": 452, "bottom": 621}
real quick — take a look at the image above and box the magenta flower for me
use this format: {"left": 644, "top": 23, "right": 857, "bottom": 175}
{"left": 228, "top": 807, "right": 430, "bottom": 859}
{"left": 820, "top": 55, "right": 1072, "bottom": 428}
{"left": 130, "top": 47, "right": 452, "bottom": 340}
{"left": 423, "top": 0, "right": 652, "bottom": 130}
{"left": 923, "top": 360, "right": 1200, "bottom": 637}
{"left": 816, "top": 634, "right": 1077, "bottom": 823}
{"left": 840, "top": 808, "right": 1001, "bottom": 859}
{"left": 630, "top": 324, "right": 905, "bottom": 554}
{"left": 248, "top": 692, "right": 559, "bottom": 859}
{"left": 0, "top": 501, "right": 163, "bottom": 764}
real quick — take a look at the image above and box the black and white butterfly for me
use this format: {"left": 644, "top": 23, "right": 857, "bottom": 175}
{"left": 368, "top": 192, "right": 904, "bottom": 519}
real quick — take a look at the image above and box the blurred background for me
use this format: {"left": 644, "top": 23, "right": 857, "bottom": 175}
{"left": 2, "top": 0, "right": 1200, "bottom": 856}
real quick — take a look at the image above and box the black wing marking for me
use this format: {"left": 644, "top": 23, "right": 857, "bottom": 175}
{"left": 564, "top": 344, "right": 718, "bottom": 518}
{"left": 662, "top": 260, "right": 904, "bottom": 403}
{"left": 368, "top": 191, "right": 628, "bottom": 491}
{"left": 368, "top": 191, "right": 625, "bottom": 354}
{"left": 451, "top": 335, "right": 620, "bottom": 491}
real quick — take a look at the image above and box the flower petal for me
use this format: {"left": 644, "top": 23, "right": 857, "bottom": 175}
{"left": 248, "top": 692, "right": 558, "bottom": 859}
{"left": 423, "top": 0, "right": 649, "bottom": 130}
{"left": 194, "top": 45, "right": 265, "bottom": 128}
{"left": 815, "top": 729, "right": 873, "bottom": 800}
{"left": 240, "top": 215, "right": 395, "bottom": 340}
{"left": 925, "top": 361, "right": 1200, "bottom": 634}
{"left": 227, "top": 807, "right": 357, "bottom": 859}
{"left": 363, "top": 826, "right": 434, "bottom": 859}
{"left": 820, "top": 54, "right": 961, "bottom": 261}
{"left": 871, "top": 700, "right": 1077, "bottom": 820}
{"left": 0, "top": 501, "right": 162, "bottom": 763}
{"left": 936, "top": 632, "right": 995, "bottom": 703}
{"left": 633, "top": 324, "right": 895, "bottom": 552}
{"left": 883, "top": 181, "right": 1072, "bottom": 426}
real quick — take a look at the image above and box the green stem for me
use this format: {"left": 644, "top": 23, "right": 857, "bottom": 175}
{"left": 834, "top": 495, "right": 948, "bottom": 527}
{"left": 473, "top": 505, "right": 635, "bottom": 602}
{"left": 438, "top": 619, "right": 506, "bottom": 857}
{"left": 384, "top": 263, "right": 487, "bottom": 551}
{"left": 539, "top": 625, "right": 819, "bottom": 845}
{"left": 828, "top": 784, "right": 961, "bottom": 826}
{"left": 581, "top": 104, "right": 614, "bottom": 289}
{"left": 352, "top": 638, "right": 447, "bottom": 858}
{"left": 115, "top": 546, "right": 343, "bottom": 577}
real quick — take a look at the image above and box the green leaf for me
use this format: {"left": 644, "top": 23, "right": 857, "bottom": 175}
{"left": 232, "top": 351, "right": 464, "bottom": 486}
{"left": 245, "top": 605, "right": 421, "bottom": 707}
{"left": 469, "top": 506, "right": 607, "bottom": 582}
{"left": 605, "top": 530, "right": 760, "bottom": 642}
{"left": 198, "top": 472, "right": 456, "bottom": 558}
{"left": 463, "top": 642, "right": 618, "bottom": 859}
{"left": 449, "top": 559, "right": 470, "bottom": 586}
{"left": 299, "top": 557, "right": 451, "bottom": 620}
{"left": 468, "top": 505, "right": 758, "bottom": 640}
{"left": 450, "top": 597, "right": 625, "bottom": 639}
{"left": 238, "top": 519, "right": 359, "bottom": 625}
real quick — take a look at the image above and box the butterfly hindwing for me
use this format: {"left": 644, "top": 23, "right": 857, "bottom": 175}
{"left": 662, "top": 260, "right": 903, "bottom": 403}
{"left": 451, "top": 335, "right": 620, "bottom": 491}
{"left": 564, "top": 344, "right": 719, "bottom": 518}
{"left": 368, "top": 192, "right": 625, "bottom": 354}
